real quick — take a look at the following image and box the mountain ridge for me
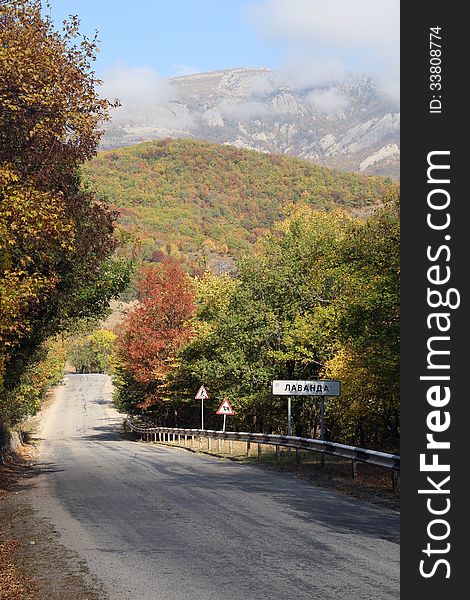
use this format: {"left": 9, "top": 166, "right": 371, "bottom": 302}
{"left": 102, "top": 67, "right": 400, "bottom": 179}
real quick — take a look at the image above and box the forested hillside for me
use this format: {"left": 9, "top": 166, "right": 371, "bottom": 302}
{"left": 83, "top": 138, "right": 399, "bottom": 450}
{"left": 113, "top": 196, "right": 400, "bottom": 451}
{"left": 83, "top": 139, "right": 396, "bottom": 269}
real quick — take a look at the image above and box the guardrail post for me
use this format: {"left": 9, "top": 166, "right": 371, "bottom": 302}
{"left": 229, "top": 440, "right": 233, "bottom": 454}
{"left": 295, "top": 448, "right": 300, "bottom": 464}
{"left": 246, "top": 441, "right": 250, "bottom": 456}
{"left": 217, "top": 438, "right": 221, "bottom": 452}
{"left": 208, "top": 436, "right": 211, "bottom": 451}
{"left": 275, "top": 446, "right": 280, "bottom": 462}
{"left": 391, "top": 470, "right": 397, "bottom": 494}
{"left": 257, "top": 443, "right": 261, "bottom": 458}
{"left": 351, "top": 459, "right": 357, "bottom": 479}
{"left": 192, "top": 435, "right": 195, "bottom": 446}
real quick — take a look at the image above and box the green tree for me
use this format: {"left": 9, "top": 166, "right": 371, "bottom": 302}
{"left": 68, "top": 329, "right": 117, "bottom": 374}
{"left": 321, "top": 192, "right": 400, "bottom": 449}
{"left": 173, "top": 199, "right": 399, "bottom": 447}
{"left": 172, "top": 207, "right": 352, "bottom": 434}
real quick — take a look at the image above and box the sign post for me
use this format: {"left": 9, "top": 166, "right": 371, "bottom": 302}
{"left": 216, "top": 398, "right": 235, "bottom": 432}
{"left": 287, "top": 396, "right": 292, "bottom": 437}
{"left": 272, "top": 380, "right": 341, "bottom": 441}
{"left": 320, "top": 398, "right": 325, "bottom": 441}
{"left": 195, "top": 385, "right": 209, "bottom": 430}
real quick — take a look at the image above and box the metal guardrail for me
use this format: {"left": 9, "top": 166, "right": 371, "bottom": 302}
{"left": 125, "top": 418, "right": 400, "bottom": 472}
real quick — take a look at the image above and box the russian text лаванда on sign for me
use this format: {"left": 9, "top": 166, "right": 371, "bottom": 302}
{"left": 272, "top": 380, "right": 341, "bottom": 396}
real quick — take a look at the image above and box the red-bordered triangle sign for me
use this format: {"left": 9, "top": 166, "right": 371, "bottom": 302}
{"left": 216, "top": 399, "right": 235, "bottom": 416}
{"left": 195, "top": 385, "right": 209, "bottom": 400}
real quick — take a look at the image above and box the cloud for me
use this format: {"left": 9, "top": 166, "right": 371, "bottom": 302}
{"left": 279, "top": 57, "right": 347, "bottom": 90}
{"left": 243, "top": 71, "right": 279, "bottom": 96}
{"left": 246, "top": 0, "right": 399, "bottom": 102}
{"left": 307, "top": 88, "right": 349, "bottom": 114}
{"left": 100, "top": 64, "right": 177, "bottom": 123}
{"left": 100, "top": 64, "right": 197, "bottom": 130}
{"left": 218, "top": 99, "right": 268, "bottom": 120}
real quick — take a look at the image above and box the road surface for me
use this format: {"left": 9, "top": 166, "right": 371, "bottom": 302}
{"left": 32, "top": 374, "right": 399, "bottom": 600}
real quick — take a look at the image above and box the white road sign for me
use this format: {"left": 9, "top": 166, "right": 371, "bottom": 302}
{"left": 216, "top": 399, "right": 235, "bottom": 416}
{"left": 272, "top": 380, "right": 341, "bottom": 396}
{"left": 195, "top": 385, "right": 210, "bottom": 400}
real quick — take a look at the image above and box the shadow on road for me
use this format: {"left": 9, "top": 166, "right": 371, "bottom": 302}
{"left": 125, "top": 442, "right": 400, "bottom": 544}
{"left": 83, "top": 424, "right": 134, "bottom": 442}
{"left": 90, "top": 398, "right": 108, "bottom": 406}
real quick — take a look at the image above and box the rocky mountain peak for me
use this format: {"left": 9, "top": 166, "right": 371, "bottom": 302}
{"left": 102, "top": 67, "right": 399, "bottom": 178}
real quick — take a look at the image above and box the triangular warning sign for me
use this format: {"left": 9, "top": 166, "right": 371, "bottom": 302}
{"left": 216, "top": 399, "right": 235, "bottom": 416}
{"left": 195, "top": 385, "right": 209, "bottom": 400}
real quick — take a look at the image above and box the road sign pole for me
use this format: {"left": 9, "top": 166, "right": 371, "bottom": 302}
{"left": 287, "top": 396, "right": 292, "bottom": 437}
{"left": 195, "top": 385, "right": 210, "bottom": 430}
{"left": 216, "top": 399, "right": 235, "bottom": 431}
{"left": 320, "top": 398, "right": 325, "bottom": 440}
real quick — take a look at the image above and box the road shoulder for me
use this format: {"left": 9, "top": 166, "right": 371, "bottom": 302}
{"left": 1, "top": 451, "right": 107, "bottom": 600}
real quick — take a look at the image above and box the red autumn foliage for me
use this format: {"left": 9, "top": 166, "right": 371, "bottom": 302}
{"left": 117, "top": 260, "right": 195, "bottom": 384}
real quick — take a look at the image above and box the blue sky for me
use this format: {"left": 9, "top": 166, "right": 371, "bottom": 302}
{"left": 49, "top": 0, "right": 399, "bottom": 101}
{"left": 50, "top": 0, "right": 282, "bottom": 78}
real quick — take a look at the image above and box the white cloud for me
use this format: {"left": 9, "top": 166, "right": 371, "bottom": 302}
{"left": 218, "top": 99, "right": 268, "bottom": 120}
{"left": 101, "top": 64, "right": 177, "bottom": 123}
{"left": 100, "top": 64, "right": 198, "bottom": 130}
{"left": 279, "top": 57, "right": 347, "bottom": 90}
{"left": 307, "top": 88, "right": 349, "bottom": 113}
{"left": 244, "top": 71, "right": 279, "bottom": 95}
{"left": 246, "top": 0, "right": 399, "bottom": 102}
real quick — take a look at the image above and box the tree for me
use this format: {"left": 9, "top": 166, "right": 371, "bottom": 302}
{"left": 114, "top": 260, "right": 195, "bottom": 410}
{"left": 321, "top": 192, "right": 400, "bottom": 449}
{"left": 67, "top": 329, "right": 117, "bottom": 374}
{"left": 172, "top": 200, "right": 399, "bottom": 447}
{"left": 0, "top": 0, "right": 129, "bottom": 435}
{"left": 172, "top": 207, "right": 352, "bottom": 434}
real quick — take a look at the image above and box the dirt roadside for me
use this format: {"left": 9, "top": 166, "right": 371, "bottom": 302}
{"left": 1, "top": 385, "right": 108, "bottom": 600}
{"left": 0, "top": 448, "right": 107, "bottom": 600}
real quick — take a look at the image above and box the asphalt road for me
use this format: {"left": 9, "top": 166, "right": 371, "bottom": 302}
{"left": 32, "top": 374, "right": 400, "bottom": 600}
